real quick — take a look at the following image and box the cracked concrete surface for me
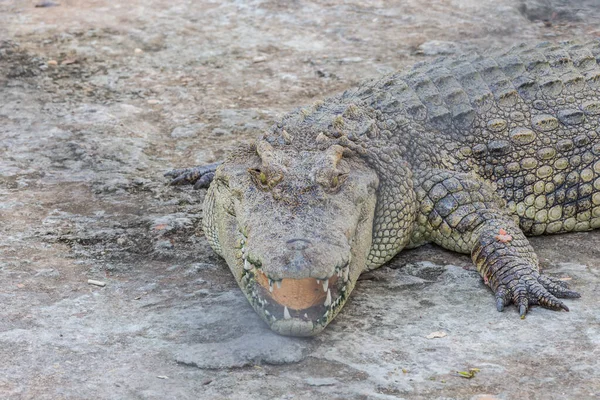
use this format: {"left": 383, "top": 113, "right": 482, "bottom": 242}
{"left": 1, "top": 0, "right": 599, "bottom": 399}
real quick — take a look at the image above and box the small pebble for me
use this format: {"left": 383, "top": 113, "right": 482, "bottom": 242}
{"left": 134, "top": 48, "right": 143, "bottom": 54}
{"left": 47, "top": 60, "right": 58, "bottom": 66}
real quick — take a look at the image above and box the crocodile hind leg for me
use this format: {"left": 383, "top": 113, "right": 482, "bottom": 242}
{"left": 164, "top": 162, "right": 221, "bottom": 189}
{"left": 413, "top": 169, "right": 580, "bottom": 317}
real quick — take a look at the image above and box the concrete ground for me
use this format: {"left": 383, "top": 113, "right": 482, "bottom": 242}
{"left": 0, "top": 0, "right": 599, "bottom": 399}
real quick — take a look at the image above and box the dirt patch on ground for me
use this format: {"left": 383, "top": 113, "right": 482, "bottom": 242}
{"left": 1, "top": 1, "right": 599, "bottom": 399}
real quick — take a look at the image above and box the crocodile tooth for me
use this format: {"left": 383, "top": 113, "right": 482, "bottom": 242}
{"left": 316, "top": 279, "right": 321, "bottom": 285}
{"left": 269, "top": 279, "right": 274, "bottom": 293}
{"left": 276, "top": 280, "right": 282, "bottom": 289}
{"left": 244, "top": 259, "right": 252, "bottom": 270}
{"left": 323, "top": 279, "right": 329, "bottom": 292}
{"left": 284, "top": 306, "right": 291, "bottom": 320}
{"left": 265, "top": 310, "right": 270, "bottom": 316}
{"left": 324, "top": 289, "right": 332, "bottom": 307}
{"left": 304, "top": 313, "right": 308, "bottom": 318}
{"left": 342, "top": 285, "right": 347, "bottom": 292}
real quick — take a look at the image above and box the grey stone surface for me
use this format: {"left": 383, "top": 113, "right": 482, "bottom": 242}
{"left": 518, "top": 0, "right": 600, "bottom": 22}
{"left": 0, "top": 1, "right": 599, "bottom": 399}
{"left": 415, "top": 40, "right": 460, "bottom": 55}
{"left": 174, "top": 334, "right": 309, "bottom": 369}
{"left": 170, "top": 123, "right": 207, "bottom": 139}
{"left": 305, "top": 377, "right": 339, "bottom": 386}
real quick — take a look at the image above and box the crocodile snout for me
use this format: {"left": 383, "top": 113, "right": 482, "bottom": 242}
{"left": 286, "top": 238, "right": 312, "bottom": 251}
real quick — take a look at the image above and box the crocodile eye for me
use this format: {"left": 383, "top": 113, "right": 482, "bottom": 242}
{"left": 329, "top": 173, "right": 348, "bottom": 192}
{"left": 249, "top": 168, "right": 267, "bottom": 186}
{"left": 248, "top": 168, "right": 282, "bottom": 189}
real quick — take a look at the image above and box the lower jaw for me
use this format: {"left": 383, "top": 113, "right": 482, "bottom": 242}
{"left": 241, "top": 284, "right": 348, "bottom": 336}
{"left": 270, "top": 318, "right": 321, "bottom": 337}
{"left": 248, "top": 295, "right": 344, "bottom": 336}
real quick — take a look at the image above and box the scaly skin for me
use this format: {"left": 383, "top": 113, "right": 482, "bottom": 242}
{"left": 168, "top": 40, "right": 600, "bottom": 336}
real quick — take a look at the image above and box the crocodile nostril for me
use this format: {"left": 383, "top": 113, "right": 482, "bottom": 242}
{"left": 286, "top": 238, "right": 312, "bottom": 251}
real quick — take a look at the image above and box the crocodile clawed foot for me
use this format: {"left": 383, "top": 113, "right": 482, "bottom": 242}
{"left": 493, "top": 270, "right": 580, "bottom": 318}
{"left": 165, "top": 162, "right": 221, "bottom": 189}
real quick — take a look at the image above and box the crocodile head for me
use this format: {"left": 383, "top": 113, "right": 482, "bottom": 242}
{"left": 204, "top": 139, "right": 379, "bottom": 336}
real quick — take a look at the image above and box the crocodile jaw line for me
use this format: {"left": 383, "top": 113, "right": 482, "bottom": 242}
{"left": 238, "top": 234, "right": 356, "bottom": 336}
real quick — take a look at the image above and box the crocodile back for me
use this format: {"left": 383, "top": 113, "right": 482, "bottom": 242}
{"left": 352, "top": 40, "right": 600, "bottom": 235}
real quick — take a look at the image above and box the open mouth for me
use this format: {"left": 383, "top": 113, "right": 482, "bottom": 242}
{"left": 239, "top": 239, "right": 351, "bottom": 333}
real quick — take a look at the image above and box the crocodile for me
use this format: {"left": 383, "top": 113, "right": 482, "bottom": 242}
{"left": 167, "top": 40, "right": 600, "bottom": 337}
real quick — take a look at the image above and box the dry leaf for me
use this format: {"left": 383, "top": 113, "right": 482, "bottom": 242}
{"left": 455, "top": 368, "right": 480, "bottom": 379}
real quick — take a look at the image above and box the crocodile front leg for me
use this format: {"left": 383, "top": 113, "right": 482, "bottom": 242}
{"left": 164, "top": 162, "right": 221, "bottom": 189}
{"left": 413, "top": 169, "right": 580, "bottom": 317}
{"left": 470, "top": 216, "right": 579, "bottom": 316}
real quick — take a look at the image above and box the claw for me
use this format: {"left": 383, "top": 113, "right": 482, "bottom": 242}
{"left": 165, "top": 162, "right": 221, "bottom": 187}
{"left": 496, "top": 297, "right": 505, "bottom": 312}
{"left": 164, "top": 168, "right": 186, "bottom": 178}
{"left": 193, "top": 172, "right": 215, "bottom": 189}
{"left": 537, "top": 275, "right": 581, "bottom": 299}
{"left": 494, "top": 286, "right": 509, "bottom": 312}
{"left": 555, "top": 289, "right": 580, "bottom": 299}
{"left": 540, "top": 290, "right": 569, "bottom": 310}
{"left": 515, "top": 291, "right": 529, "bottom": 319}
{"left": 519, "top": 304, "right": 527, "bottom": 319}
{"left": 169, "top": 172, "right": 198, "bottom": 186}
